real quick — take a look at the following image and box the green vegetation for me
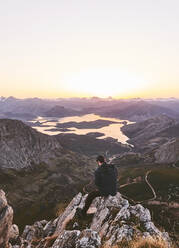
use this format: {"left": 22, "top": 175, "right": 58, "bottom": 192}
{"left": 148, "top": 168, "right": 179, "bottom": 202}
{"left": 0, "top": 154, "right": 95, "bottom": 233}
{"left": 119, "top": 182, "right": 153, "bottom": 202}
{"left": 117, "top": 166, "right": 148, "bottom": 185}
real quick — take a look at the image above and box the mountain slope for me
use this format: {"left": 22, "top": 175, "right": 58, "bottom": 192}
{"left": 121, "top": 115, "right": 176, "bottom": 147}
{"left": 120, "top": 115, "right": 179, "bottom": 164}
{"left": 56, "top": 133, "right": 129, "bottom": 156}
{"left": 0, "top": 119, "right": 63, "bottom": 169}
{"left": 154, "top": 138, "right": 179, "bottom": 163}
{"left": 158, "top": 123, "right": 179, "bottom": 138}
{"left": 43, "top": 105, "right": 81, "bottom": 117}
{"left": 0, "top": 119, "right": 95, "bottom": 231}
{"left": 97, "top": 101, "right": 178, "bottom": 121}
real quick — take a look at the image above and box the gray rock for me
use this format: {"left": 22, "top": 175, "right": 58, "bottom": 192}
{"left": 143, "top": 221, "right": 161, "bottom": 235}
{"left": 43, "top": 218, "right": 58, "bottom": 237}
{"left": 0, "top": 189, "right": 8, "bottom": 211}
{"left": 1, "top": 190, "right": 171, "bottom": 248}
{"left": 113, "top": 206, "right": 131, "bottom": 222}
{"left": 104, "top": 225, "right": 134, "bottom": 246}
{"left": 9, "top": 224, "right": 19, "bottom": 242}
{"left": 54, "top": 193, "right": 83, "bottom": 236}
{"left": 130, "top": 204, "right": 151, "bottom": 222}
{"left": 52, "top": 230, "right": 81, "bottom": 248}
{"left": 76, "top": 229, "right": 101, "bottom": 248}
{"left": 0, "top": 190, "right": 13, "bottom": 247}
{"left": 22, "top": 220, "right": 48, "bottom": 242}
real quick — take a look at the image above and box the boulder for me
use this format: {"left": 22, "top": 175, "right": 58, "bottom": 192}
{"left": 9, "top": 224, "right": 19, "bottom": 243}
{"left": 0, "top": 190, "right": 13, "bottom": 247}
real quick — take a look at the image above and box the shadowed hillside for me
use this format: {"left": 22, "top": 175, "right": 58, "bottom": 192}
{"left": 0, "top": 119, "right": 95, "bottom": 231}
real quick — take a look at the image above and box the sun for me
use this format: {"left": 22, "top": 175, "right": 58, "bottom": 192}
{"left": 63, "top": 68, "right": 148, "bottom": 98}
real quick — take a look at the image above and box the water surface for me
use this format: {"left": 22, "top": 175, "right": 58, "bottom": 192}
{"left": 30, "top": 114, "right": 132, "bottom": 144}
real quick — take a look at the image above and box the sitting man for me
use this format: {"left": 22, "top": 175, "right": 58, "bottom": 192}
{"left": 77, "top": 155, "right": 118, "bottom": 217}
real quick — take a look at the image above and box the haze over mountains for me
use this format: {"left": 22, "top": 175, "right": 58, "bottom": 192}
{"left": 0, "top": 96, "right": 179, "bottom": 122}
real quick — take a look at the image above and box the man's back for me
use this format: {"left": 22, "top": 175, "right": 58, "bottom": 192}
{"left": 95, "top": 162, "right": 118, "bottom": 196}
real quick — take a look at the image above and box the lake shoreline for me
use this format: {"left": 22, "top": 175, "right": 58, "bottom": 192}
{"left": 29, "top": 114, "right": 132, "bottom": 144}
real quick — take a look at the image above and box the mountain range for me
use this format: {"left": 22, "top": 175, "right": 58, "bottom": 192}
{"left": 1, "top": 96, "right": 179, "bottom": 122}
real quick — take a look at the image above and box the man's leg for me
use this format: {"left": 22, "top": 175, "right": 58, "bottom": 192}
{"left": 82, "top": 190, "right": 101, "bottom": 214}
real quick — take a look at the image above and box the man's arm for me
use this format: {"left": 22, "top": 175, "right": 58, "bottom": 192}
{"left": 114, "top": 166, "right": 119, "bottom": 188}
{"left": 110, "top": 164, "right": 118, "bottom": 180}
{"left": 114, "top": 166, "right": 118, "bottom": 179}
{"left": 95, "top": 169, "right": 101, "bottom": 187}
{"left": 112, "top": 165, "right": 119, "bottom": 184}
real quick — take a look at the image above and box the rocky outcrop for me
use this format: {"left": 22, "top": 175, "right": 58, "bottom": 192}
{"left": 0, "top": 190, "right": 14, "bottom": 247}
{"left": 0, "top": 191, "right": 170, "bottom": 248}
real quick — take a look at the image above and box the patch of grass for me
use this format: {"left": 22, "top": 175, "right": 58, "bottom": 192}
{"left": 149, "top": 168, "right": 179, "bottom": 196}
{"left": 131, "top": 237, "right": 172, "bottom": 248}
{"left": 102, "top": 237, "right": 175, "bottom": 248}
{"left": 119, "top": 182, "right": 153, "bottom": 202}
{"left": 55, "top": 202, "right": 68, "bottom": 217}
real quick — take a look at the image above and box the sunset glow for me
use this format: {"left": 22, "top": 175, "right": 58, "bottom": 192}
{"left": 63, "top": 68, "right": 148, "bottom": 98}
{"left": 0, "top": 0, "right": 179, "bottom": 98}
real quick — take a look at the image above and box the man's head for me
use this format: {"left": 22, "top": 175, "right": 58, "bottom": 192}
{"left": 96, "top": 155, "right": 105, "bottom": 166}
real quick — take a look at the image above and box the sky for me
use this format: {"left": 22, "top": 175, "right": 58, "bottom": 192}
{"left": 0, "top": 0, "right": 179, "bottom": 98}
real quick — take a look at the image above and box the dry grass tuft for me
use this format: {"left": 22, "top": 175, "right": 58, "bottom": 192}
{"left": 32, "top": 234, "right": 59, "bottom": 247}
{"left": 55, "top": 202, "right": 68, "bottom": 216}
{"left": 131, "top": 237, "right": 170, "bottom": 248}
{"left": 102, "top": 237, "right": 173, "bottom": 248}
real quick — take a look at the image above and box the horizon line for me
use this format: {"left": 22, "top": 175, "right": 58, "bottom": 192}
{"left": 1, "top": 95, "right": 179, "bottom": 100}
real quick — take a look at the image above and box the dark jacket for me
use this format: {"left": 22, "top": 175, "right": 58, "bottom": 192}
{"left": 95, "top": 162, "right": 118, "bottom": 196}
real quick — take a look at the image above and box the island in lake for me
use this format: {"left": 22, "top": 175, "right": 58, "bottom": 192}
{"left": 55, "top": 119, "right": 120, "bottom": 129}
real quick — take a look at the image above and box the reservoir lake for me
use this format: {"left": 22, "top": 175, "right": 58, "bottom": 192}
{"left": 31, "top": 114, "right": 132, "bottom": 144}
